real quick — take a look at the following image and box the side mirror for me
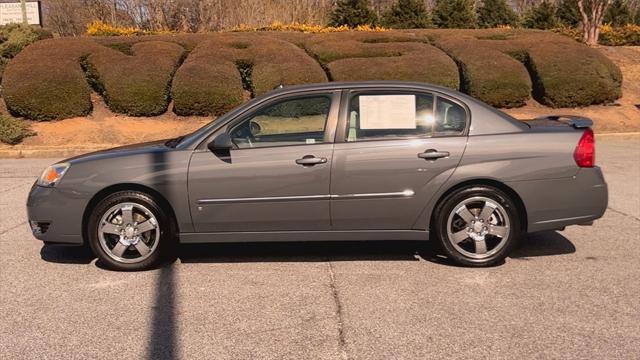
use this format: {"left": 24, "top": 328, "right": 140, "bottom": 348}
{"left": 208, "top": 133, "right": 234, "bottom": 153}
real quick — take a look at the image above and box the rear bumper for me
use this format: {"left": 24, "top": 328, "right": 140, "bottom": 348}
{"left": 26, "top": 183, "right": 85, "bottom": 245}
{"left": 509, "top": 167, "right": 608, "bottom": 232}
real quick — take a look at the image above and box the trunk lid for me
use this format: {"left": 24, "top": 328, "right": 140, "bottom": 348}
{"left": 523, "top": 115, "right": 593, "bottom": 129}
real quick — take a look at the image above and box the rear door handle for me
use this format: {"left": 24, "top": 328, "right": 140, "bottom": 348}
{"left": 418, "top": 149, "right": 450, "bottom": 160}
{"left": 296, "top": 155, "right": 327, "bottom": 166}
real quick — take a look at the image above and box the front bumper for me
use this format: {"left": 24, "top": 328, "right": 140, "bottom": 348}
{"left": 26, "top": 183, "right": 85, "bottom": 245}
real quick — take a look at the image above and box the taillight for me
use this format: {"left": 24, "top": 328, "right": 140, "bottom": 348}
{"left": 574, "top": 128, "right": 595, "bottom": 167}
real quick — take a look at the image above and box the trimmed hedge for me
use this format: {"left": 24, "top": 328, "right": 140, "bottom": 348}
{"left": 0, "top": 24, "right": 52, "bottom": 81}
{"left": 84, "top": 41, "right": 185, "bottom": 116}
{"left": 303, "top": 32, "right": 459, "bottom": 89}
{"left": 429, "top": 31, "right": 531, "bottom": 108}
{"left": 1, "top": 38, "right": 102, "bottom": 120}
{"left": 0, "top": 30, "right": 623, "bottom": 120}
{"left": 172, "top": 34, "right": 326, "bottom": 116}
{"left": 417, "top": 29, "right": 622, "bottom": 107}
{"left": 482, "top": 30, "right": 623, "bottom": 107}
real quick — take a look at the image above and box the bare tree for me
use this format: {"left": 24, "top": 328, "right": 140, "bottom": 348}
{"left": 577, "top": 0, "right": 611, "bottom": 46}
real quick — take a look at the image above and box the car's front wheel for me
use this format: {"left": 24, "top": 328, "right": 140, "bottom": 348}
{"left": 433, "top": 185, "right": 521, "bottom": 267}
{"left": 87, "top": 191, "right": 174, "bottom": 271}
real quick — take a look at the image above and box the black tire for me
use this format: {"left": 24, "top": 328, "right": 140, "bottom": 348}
{"left": 87, "top": 191, "right": 176, "bottom": 271}
{"left": 433, "top": 185, "right": 521, "bottom": 267}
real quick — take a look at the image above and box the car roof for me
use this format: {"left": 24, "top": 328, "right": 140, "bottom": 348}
{"left": 267, "top": 81, "right": 464, "bottom": 98}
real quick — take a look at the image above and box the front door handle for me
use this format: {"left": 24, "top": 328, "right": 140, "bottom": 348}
{"left": 296, "top": 155, "right": 327, "bottom": 166}
{"left": 418, "top": 149, "right": 450, "bottom": 160}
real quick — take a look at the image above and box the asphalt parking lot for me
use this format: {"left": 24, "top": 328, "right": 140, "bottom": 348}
{"left": 1, "top": 135, "right": 639, "bottom": 359}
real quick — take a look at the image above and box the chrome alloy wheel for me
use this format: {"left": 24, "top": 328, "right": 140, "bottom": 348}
{"left": 446, "top": 196, "right": 510, "bottom": 260}
{"left": 98, "top": 202, "right": 160, "bottom": 264}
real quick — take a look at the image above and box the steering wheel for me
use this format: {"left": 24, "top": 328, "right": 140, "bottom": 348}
{"left": 230, "top": 120, "right": 259, "bottom": 147}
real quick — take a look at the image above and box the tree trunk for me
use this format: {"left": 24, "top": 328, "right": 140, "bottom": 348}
{"left": 577, "top": 0, "right": 611, "bottom": 46}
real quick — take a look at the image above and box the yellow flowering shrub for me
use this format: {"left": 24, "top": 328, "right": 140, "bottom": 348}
{"left": 232, "top": 21, "right": 387, "bottom": 33}
{"left": 599, "top": 24, "right": 640, "bottom": 46}
{"left": 553, "top": 24, "right": 640, "bottom": 46}
{"left": 86, "top": 21, "right": 162, "bottom": 36}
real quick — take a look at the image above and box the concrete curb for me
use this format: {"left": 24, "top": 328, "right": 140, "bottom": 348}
{"left": 0, "top": 146, "right": 118, "bottom": 159}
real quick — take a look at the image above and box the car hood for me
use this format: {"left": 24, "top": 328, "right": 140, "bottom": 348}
{"left": 62, "top": 139, "right": 172, "bottom": 164}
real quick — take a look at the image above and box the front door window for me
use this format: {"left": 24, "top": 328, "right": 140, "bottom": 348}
{"left": 229, "top": 95, "right": 332, "bottom": 148}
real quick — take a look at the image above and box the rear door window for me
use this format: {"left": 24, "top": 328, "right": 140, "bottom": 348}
{"left": 346, "top": 92, "right": 466, "bottom": 142}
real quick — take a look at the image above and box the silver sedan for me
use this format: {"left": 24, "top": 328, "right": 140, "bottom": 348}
{"left": 27, "top": 82, "right": 607, "bottom": 270}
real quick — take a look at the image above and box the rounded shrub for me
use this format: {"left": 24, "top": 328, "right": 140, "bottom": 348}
{"left": 172, "top": 34, "right": 326, "bottom": 116}
{"left": 1, "top": 30, "right": 623, "bottom": 121}
{"left": 84, "top": 41, "right": 185, "bottom": 116}
{"left": 304, "top": 32, "right": 459, "bottom": 89}
{"left": 1, "top": 38, "right": 102, "bottom": 120}
{"left": 488, "top": 30, "right": 623, "bottom": 107}
{"left": 430, "top": 30, "right": 532, "bottom": 108}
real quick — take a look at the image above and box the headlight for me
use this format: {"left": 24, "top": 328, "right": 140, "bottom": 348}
{"left": 37, "top": 163, "right": 70, "bottom": 187}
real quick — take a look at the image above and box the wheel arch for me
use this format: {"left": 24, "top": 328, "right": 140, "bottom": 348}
{"left": 427, "top": 178, "right": 528, "bottom": 234}
{"left": 81, "top": 183, "right": 179, "bottom": 245}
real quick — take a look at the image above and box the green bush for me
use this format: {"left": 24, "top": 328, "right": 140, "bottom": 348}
{"left": 304, "top": 32, "right": 459, "bottom": 89}
{"left": 431, "top": 31, "right": 531, "bottom": 107}
{"left": 0, "top": 30, "right": 624, "bottom": 120}
{"left": 329, "top": 0, "right": 378, "bottom": 27}
{"left": 0, "top": 24, "right": 52, "bottom": 80}
{"left": 555, "top": 0, "right": 581, "bottom": 27}
{"left": 84, "top": 41, "right": 185, "bottom": 116}
{"left": 604, "top": 0, "right": 632, "bottom": 27}
{"left": 524, "top": 40, "right": 622, "bottom": 107}
{"left": 523, "top": 1, "right": 559, "bottom": 30}
{"left": 172, "top": 34, "right": 326, "bottom": 116}
{"left": 487, "top": 30, "right": 623, "bottom": 107}
{"left": 433, "top": 0, "right": 478, "bottom": 29}
{"left": 477, "top": 0, "right": 519, "bottom": 28}
{"left": 0, "top": 115, "right": 35, "bottom": 145}
{"left": 381, "top": 0, "right": 432, "bottom": 29}
{"left": 1, "top": 38, "right": 102, "bottom": 120}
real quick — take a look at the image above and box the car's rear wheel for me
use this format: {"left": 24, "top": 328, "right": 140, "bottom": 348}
{"left": 433, "top": 186, "right": 521, "bottom": 267}
{"left": 88, "top": 191, "right": 174, "bottom": 271}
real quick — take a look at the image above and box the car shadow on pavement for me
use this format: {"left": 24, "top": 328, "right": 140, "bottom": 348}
{"left": 178, "top": 231, "right": 576, "bottom": 266}
{"left": 510, "top": 230, "right": 576, "bottom": 259}
{"left": 38, "top": 231, "right": 575, "bottom": 267}
{"left": 178, "top": 240, "right": 425, "bottom": 264}
{"left": 40, "top": 244, "right": 95, "bottom": 264}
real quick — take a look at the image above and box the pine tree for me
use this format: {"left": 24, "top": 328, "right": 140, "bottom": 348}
{"left": 381, "top": 0, "right": 432, "bottom": 29}
{"left": 523, "top": 0, "right": 559, "bottom": 29}
{"left": 477, "top": 0, "right": 519, "bottom": 28}
{"left": 556, "top": 0, "right": 582, "bottom": 27}
{"left": 604, "top": 0, "right": 632, "bottom": 26}
{"left": 433, "top": 0, "right": 477, "bottom": 29}
{"left": 328, "top": 0, "right": 378, "bottom": 28}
